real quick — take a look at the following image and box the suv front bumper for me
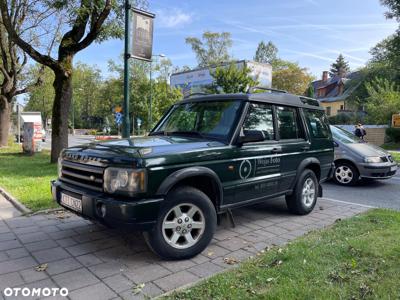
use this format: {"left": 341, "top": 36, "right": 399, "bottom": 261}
{"left": 51, "top": 180, "right": 163, "bottom": 231}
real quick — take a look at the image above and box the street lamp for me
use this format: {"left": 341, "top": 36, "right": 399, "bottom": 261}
{"left": 149, "top": 54, "right": 166, "bottom": 131}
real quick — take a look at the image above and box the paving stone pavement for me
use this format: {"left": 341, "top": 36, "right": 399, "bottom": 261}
{"left": 0, "top": 196, "right": 370, "bottom": 299}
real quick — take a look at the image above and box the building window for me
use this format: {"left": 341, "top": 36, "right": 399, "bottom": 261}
{"left": 340, "top": 105, "right": 344, "bottom": 110}
{"left": 326, "top": 106, "right": 331, "bottom": 116}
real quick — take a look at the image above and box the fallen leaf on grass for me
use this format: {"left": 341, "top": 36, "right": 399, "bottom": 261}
{"left": 268, "top": 259, "right": 283, "bottom": 267}
{"left": 35, "top": 264, "right": 48, "bottom": 272}
{"left": 223, "top": 257, "right": 239, "bottom": 265}
{"left": 132, "top": 283, "right": 145, "bottom": 295}
{"left": 266, "top": 277, "right": 275, "bottom": 282}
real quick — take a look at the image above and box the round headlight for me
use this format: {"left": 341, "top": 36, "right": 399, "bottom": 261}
{"left": 110, "top": 179, "right": 120, "bottom": 192}
{"left": 118, "top": 170, "right": 129, "bottom": 187}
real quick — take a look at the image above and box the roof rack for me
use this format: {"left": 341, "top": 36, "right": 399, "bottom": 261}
{"left": 247, "top": 86, "right": 287, "bottom": 94}
{"left": 299, "top": 96, "right": 320, "bottom": 107}
{"left": 183, "top": 92, "right": 209, "bottom": 99}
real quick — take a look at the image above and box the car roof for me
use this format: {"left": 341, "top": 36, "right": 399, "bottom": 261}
{"left": 178, "top": 92, "right": 324, "bottom": 111}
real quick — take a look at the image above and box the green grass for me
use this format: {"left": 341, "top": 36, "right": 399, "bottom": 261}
{"left": 166, "top": 209, "right": 400, "bottom": 300}
{"left": 389, "top": 151, "right": 400, "bottom": 163}
{"left": 381, "top": 142, "right": 400, "bottom": 151}
{"left": 0, "top": 143, "right": 58, "bottom": 211}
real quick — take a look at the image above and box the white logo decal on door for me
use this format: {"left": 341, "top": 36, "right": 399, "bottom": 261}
{"left": 239, "top": 160, "right": 252, "bottom": 179}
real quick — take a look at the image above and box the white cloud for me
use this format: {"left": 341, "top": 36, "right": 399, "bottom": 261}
{"left": 157, "top": 9, "right": 192, "bottom": 29}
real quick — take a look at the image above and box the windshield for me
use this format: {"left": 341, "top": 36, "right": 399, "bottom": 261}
{"left": 152, "top": 100, "right": 243, "bottom": 142}
{"left": 330, "top": 125, "right": 361, "bottom": 144}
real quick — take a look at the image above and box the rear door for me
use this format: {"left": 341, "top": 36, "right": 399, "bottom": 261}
{"left": 226, "top": 102, "right": 281, "bottom": 205}
{"left": 274, "top": 105, "right": 310, "bottom": 192}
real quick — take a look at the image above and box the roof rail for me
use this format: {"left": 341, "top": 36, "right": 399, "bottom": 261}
{"left": 183, "top": 92, "right": 209, "bottom": 99}
{"left": 247, "top": 86, "right": 287, "bottom": 94}
{"left": 299, "top": 96, "right": 320, "bottom": 107}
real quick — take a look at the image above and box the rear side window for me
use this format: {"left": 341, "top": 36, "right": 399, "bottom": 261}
{"left": 276, "top": 106, "right": 305, "bottom": 140}
{"left": 243, "top": 103, "right": 275, "bottom": 140}
{"left": 304, "top": 110, "right": 330, "bottom": 138}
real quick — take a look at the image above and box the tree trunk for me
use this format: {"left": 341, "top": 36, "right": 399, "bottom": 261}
{"left": 0, "top": 96, "right": 11, "bottom": 147}
{"left": 50, "top": 68, "right": 73, "bottom": 163}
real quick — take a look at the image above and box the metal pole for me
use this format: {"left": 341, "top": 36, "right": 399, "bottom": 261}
{"left": 122, "top": 0, "right": 131, "bottom": 138}
{"left": 71, "top": 96, "right": 75, "bottom": 135}
{"left": 149, "top": 60, "right": 152, "bottom": 131}
{"left": 17, "top": 104, "right": 20, "bottom": 144}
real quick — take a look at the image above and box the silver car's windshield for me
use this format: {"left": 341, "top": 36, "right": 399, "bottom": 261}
{"left": 330, "top": 125, "right": 360, "bottom": 144}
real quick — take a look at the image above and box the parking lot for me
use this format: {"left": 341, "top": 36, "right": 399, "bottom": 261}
{"left": 0, "top": 194, "right": 369, "bottom": 300}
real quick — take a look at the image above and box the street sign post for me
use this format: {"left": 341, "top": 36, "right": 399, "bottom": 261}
{"left": 122, "top": 2, "right": 155, "bottom": 138}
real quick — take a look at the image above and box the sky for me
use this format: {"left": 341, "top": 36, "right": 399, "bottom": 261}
{"left": 75, "top": 0, "right": 398, "bottom": 80}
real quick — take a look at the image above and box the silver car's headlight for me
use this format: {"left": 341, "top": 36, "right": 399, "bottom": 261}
{"left": 58, "top": 157, "right": 63, "bottom": 178}
{"left": 364, "top": 156, "right": 382, "bottom": 163}
{"left": 104, "top": 168, "right": 147, "bottom": 194}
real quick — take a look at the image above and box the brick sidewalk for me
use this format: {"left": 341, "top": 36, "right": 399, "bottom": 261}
{"left": 0, "top": 197, "right": 369, "bottom": 300}
{"left": 0, "top": 194, "right": 21, "bottom": 220}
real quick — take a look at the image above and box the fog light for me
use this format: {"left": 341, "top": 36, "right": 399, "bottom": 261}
{"left": 97, "top": 203, "right": 106, "bottom": 218}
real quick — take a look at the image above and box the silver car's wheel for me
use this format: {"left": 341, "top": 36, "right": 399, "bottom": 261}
{"left": 162, "top": 203, "right": 205, "bottom": 249}
{"left": 335, "top": 165, "right": 353, "bottom": 184}
{"left": 302, "top": 178, "right": 315, "bottom": 208}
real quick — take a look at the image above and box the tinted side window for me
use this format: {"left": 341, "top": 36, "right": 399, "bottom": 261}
{"left": 304, "top": 110, "right": 330, "bottom": 138}
{"left": 243, "top": 103, "right": 275, "bottom": 140}
{"left": 276, "top": 106, "right": 304, "bottom": 140}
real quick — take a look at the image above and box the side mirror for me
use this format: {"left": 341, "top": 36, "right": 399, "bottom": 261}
{"left": 238, "top": 130, "right": 265, "bottom": 144}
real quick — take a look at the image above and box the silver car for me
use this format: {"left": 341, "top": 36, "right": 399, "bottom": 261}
{"left": 330, "top": 125, "right": 398, "bottom": 185}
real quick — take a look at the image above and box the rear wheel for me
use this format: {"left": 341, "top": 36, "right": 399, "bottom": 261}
{"left": 286, "top": 169, "right": 318, "bottom": 215}
{"left": 144, "top": 186, "right": 217, "bottom": 260}
{"left": 333, "top": 162, "right": 359, "bottom": 186}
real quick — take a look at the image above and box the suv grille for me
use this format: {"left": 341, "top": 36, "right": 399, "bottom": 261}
{"left": 60, "top": 160, "right": 104, "bottom": 192}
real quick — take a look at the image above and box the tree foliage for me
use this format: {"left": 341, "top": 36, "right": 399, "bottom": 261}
{"left": 254, "top": 41, "right": 278, "bottom": 65}
{"left": 330, "top": 54, "right": 350, "bottom": 77}
{"left": 208, "top": 63, "right": 258, "bottom": 94}
{"left": 185, "top": 31, "right": 233, "bottom": 67}
{"left": 365, "top": 78, "right": 400, "bottom": 124}
{"left": 272, "top": 61, "right": 315, "bottom": 95}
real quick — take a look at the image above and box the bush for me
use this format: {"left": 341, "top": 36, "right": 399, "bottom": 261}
{"left": 386, "top": 127, "right": 400, "bottom": 142}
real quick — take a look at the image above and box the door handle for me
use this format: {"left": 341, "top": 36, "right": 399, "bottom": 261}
{"left": 271, "top": 147, "right": 282, "bottom": 154}
{"left": 301, "top": 145, "right": 310, "bottom": 151}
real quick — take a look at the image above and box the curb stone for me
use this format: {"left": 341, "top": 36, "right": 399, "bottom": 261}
{"left": 0, "top": 186, "right": 32, "bottom": 214}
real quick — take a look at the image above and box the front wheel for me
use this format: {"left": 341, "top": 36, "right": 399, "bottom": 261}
{"left": 144, "top": 186, "right": 217, "bottom": 260}
{"left": 286, "top": 169, "right": 318, "bottom": 215}
{"left": 333, "top": 162, "right": 359, "bottom": 186}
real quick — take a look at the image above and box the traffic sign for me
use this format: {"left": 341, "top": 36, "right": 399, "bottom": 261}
{"left": 115, "top": 112, "right": 123, "bottom": 125}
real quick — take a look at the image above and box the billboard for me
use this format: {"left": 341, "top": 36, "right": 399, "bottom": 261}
{"left": 170, "top": 60, "right": 272, "bottom": 95}
{"left": 131, "top": 8, "right": 155, "bottom": 61}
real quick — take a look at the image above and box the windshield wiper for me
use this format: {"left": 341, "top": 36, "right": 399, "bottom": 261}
{"left": 166, "top": 131, "right": 206, "bottom": 139}
{"left": 148, "top": 131, "right": 165, "bottom": 136}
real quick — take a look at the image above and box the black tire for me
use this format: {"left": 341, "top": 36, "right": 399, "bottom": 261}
{"left": 333, "top": 162, "right": 359, "bottom": 186}
{"left": 286, "top": 169, "right": 318, "bottom": 215}
{"left": 143, "top": 186, "right": 217, "bottom": 260}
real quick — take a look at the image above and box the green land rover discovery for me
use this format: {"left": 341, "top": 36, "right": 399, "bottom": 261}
{"left": 51, "top": 89, "right": 334, "bottom": 260}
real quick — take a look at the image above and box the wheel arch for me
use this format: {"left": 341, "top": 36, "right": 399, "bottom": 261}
{"left": 289, "top": 158, "right": 321, "bottom": 193}
{"left": 157, "top": 167, "right": 223, "bottom": 211}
